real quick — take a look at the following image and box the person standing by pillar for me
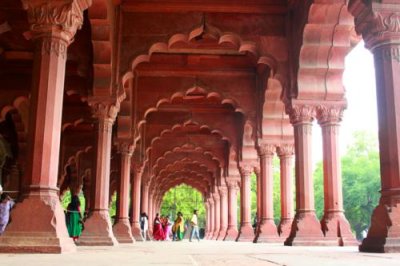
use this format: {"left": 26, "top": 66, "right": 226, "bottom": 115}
{"left": 189, "top": 210, "right": 200, "bottom": 242}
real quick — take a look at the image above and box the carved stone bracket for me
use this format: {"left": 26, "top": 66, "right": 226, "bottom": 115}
{"left": 349, "top": 0, "right": 400, "bottom": 50}
{"left": 239, "top": 164, "right": 253, "bottom": 177}
{"left": 22, "top": 0, "right": 91, "bottom": 44}
{"left": 226, "top": 180, "right": 239, "bottom": 190}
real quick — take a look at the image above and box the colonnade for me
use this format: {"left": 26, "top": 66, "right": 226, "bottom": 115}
{"left": 1, "top": 0, "right": 400, "bottom": 254}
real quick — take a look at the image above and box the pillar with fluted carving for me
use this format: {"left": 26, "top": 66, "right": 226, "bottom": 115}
{"left": 254, "top": 144, "right": 280, "bottom": 243}
{"left": 284, "top": 104, "right": 325, "bottom": 246}
{"left": 208, "top": 197, "right": 215, "bottom": 239}
{"left": 79, "top": 101, "right": 120, "bottom": 246}
{"left": 224, "top": 180, "right": 239, "bottom": 241}
{"left": 236, "top": 166, "right": 254, "bottom": 242}
{"left": 130, "top": 165, "right": 143, "bottom": 241}
{"left": 277, "top": 144, "right": 295, "bottom": 239}
{"left": 349, "top": 0, "right": 400, "bottom": 252}
{"left": 148, "top": 192, "right": 154, "bottom": 238}
{"left": 317, "top": 105, "right": 357, "bottom": 246}
{"left": 204, "top": 200, "right": 210, "bottom": 239}
{"left": 0, "top": 0, "right": 91, "bottom": 253}
{"left": 112, "top": 144, "right": 134, "bottom": 243}
{"left": 211, "top": 191, "right": 221, "bottom": 240}
{"left": 217, "top": 186, "right": 228, "bottom": 240}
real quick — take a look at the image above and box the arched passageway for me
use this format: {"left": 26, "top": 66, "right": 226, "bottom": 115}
{"left": 0, "top": 0, "right": 399, "bottom": 255}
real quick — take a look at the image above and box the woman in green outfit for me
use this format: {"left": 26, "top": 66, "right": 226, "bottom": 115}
{"left": 173, "top": 212, "right": 185, "bottom": 241}
{"left": 66, "top": 195, "right": 83, "bottom": 242}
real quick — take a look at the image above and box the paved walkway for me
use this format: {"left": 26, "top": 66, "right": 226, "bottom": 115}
{"left": 1, "top": 240, "right": 400, "bottom": 266}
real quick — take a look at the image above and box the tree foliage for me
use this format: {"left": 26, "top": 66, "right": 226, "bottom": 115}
{"left": 160, "top": 184, "right": 206, "bottom": 227}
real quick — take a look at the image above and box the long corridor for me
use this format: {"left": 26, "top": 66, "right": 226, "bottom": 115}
{"left": 1, "top": 240, "right": 399, "bottom": 266}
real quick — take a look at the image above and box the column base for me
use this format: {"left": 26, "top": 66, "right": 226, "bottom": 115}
{"left": 254, "top": 219, "right": 280, "bottom": 243}
{"left": 211, "top": 229, "right": 220, "bottom": 240}
{"left": 236, "top": 223, "right": 254, "bottom": 242}
{"left": 224, "top": 226, "right": 238, "bottom": 241}
{"left": 278, "top": 218, "right": 293, "bottom": 239}
{"left": 321, "top": 211, "right": 358, "bottom": 246}
{"left": 131, "top": 222, "right": 144, "bottom": 241}
{"left": 113, "top": 218, "right": 134, "bottom": 243}
{"left": 78, "top": 210, "right": 118, "bottom": 246}
{"left": 359, "top": 203, "right": 400, "bottom": 253}
{"left": 216, "top": 227, "right": 227, "bottom": 240}
{"left": 0, "top": 191, "right": 76, "bottom": 253}
{"left": 284, "top": 211, "right": 335, "bottom": 246}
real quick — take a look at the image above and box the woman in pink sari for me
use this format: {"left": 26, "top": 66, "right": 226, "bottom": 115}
{"left": 153, "top": 213, "right": 165, "bottom": 241}
{"left": 163, "top": 216, "right": 172, "bottom": 240}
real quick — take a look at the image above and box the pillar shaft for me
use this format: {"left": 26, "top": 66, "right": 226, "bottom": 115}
{"left": 224, "top": 180, "right": 239, "bottom": 241}
{"left": 236, "top": 167, "right": 254, "bottom": 241}
{"left": 349, "top": 0, "right": 400, "bottom": 252}
{"left": 205, "top": 201, "right": 210, "bottom": 239}
{"left": 254, "top": 144, "right": 279, "bottom": 243}
{"left": 141, "top": 183, "right": 149, "bottom": 214}
{"left": 113, "top": 145, "right": 134, "bottom": 243}
{"left": 284, "top": 104, "right": 325, "bottom": 246}
{"left": 217, "top": 186, "right": 228, "bottom": 240}
{"left": 318, "top": 106, "right": 357, "bottom": 246}
{"left": 79, "top": 103, "right": 119, "bottom": 246}
{"left": 131, "top": 167, "right": 142, "bottom": 241}
{"left": 212, "top": 192, "right": 221, "bottom": 240}
{"left": 0, "top": 0, "right": 90, "bottom": 253}
{"left": 277, "top": 145, "right": 295, "bottom": 239}
{"left": 208, "top": 198, "right": 215, "bottom": 239}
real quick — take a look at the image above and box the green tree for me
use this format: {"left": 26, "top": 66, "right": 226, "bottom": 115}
{"left": 313, "top": 130, "right": 380, "bottom": 239}
{"left": 160, "top": 184, "right": 206, "bottom": 227}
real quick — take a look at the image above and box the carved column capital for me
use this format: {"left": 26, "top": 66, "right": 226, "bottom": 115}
{"left": 257, "top": 143, "right": 276, "bottom": 157}
{"left": 22, "top": 0, "right": 91, "bottom": 44}
{"left": 316, "top": 105, "right": 345, "bottom": 125}
{"left": 253, "top": 167, "right": 260, "bottom": 177}
{"left": 239, "top": 165, "right": 253, "bottom": 177}
{"left": 118, "top": 142, "right": 134, "bottom": 156}
{"left": 213, "top": 192, "right": 221, "bottom": 201}
{"left": 287, "top": 104, "right": 316, "bottom": 125}
{"left": 349, "top": 0, "right": 400, "bottom": 50}
{"left": 218, "top": 186, "right": 228, "bottom": 197}
{"left": 277, "top": 144, "right": 295, "bottom": 157}
{"left": 226, "top": 180, "right": 239, "bottom": 190}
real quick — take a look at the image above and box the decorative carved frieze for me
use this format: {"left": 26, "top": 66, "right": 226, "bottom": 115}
{"left": 349, "top": 0, "right": 400, "bottom": 50}
{"left": 277, "top": 144, "right": 295, "bottom": 157}
{"left": 22, "top": 0, "right": 91, "bottom": 43}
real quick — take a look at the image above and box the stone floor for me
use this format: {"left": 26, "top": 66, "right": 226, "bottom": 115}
{"left": 1, "top": 240, "right": 400, "bottom": 266}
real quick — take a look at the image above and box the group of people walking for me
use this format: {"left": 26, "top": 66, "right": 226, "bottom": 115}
{"left": 149, "top": 210, "right": 200, "bottom": 242}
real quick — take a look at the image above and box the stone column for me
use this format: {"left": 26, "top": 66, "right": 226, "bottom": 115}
{"left": 208, "top": 196, "right": 215, "bottom": 239}
{"left": 212, "top": 191, "right": 221, "bottom": 240}
{"left": 224, "top": 180, "right": 239, "bottom": 241}
{"left": 0, "top": 0, "right": 90, "bottom": 253}
{"left": 79, "top": 101, "right": 119, "bottom": 246}
{"left": 317, "top": 105, "right": 357, "bottom": 246}
{"left": 277, "top": 144, "right": 295, "bottom": 239}
{"left": 112, "top": 144, "right": 134, "bottom": 243}
{"left": 350, "top": 0, "right": 400, "bottom": 252}
{"left": 131, "top": 166, "right": 143, "bottom": 241}
{"left": 204, "top": 200, "right": 210, "bottom": 239}
{"left": 141, "top": 181, "right": 149, "bottom": 215}
{"left": 284, "top": 104, "right": 325, "bottom": 246}
{"left": 254, "top": 144, "right": 280, "bottom": 243}
{"left": 255, "top": 167, "right": 262, "bottom": 234}
{"left": 236, "top": 166, "right": 254, "bottom": 242}
{"left": 217, "top": 186, "right": 228, "bottom": 240}
{"left": 148, "top": 193, "right": 154, "bottom": 237}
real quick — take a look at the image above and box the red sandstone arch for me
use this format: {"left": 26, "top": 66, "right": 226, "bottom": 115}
{"left": 291, "top": 1, "right": 358, "bottom": 100}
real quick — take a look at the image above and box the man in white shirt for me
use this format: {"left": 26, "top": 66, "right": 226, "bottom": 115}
{"left": 189, "top": 209, "right": 200, "bottom": 242}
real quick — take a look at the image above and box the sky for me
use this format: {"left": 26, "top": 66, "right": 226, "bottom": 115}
{"left": 312, "top": 41, "right": 378, "bottom": 166}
